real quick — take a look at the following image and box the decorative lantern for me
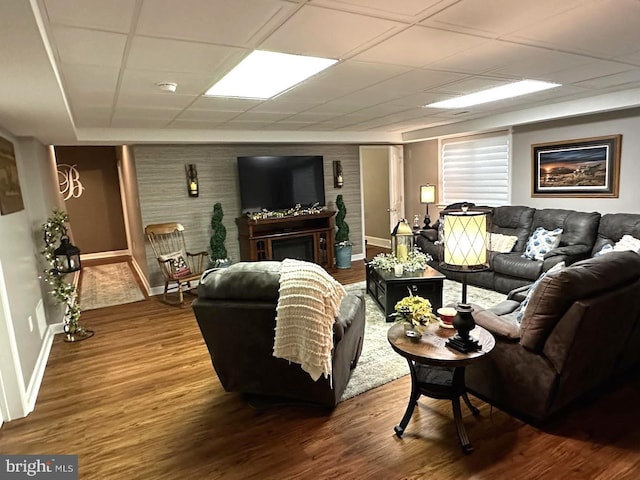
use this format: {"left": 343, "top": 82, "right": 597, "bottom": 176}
{"left": 391, "top": 218, "right": 414, "bottom": 262}
{"left": 54, "top": 235, "right": 82, "bottom": 273}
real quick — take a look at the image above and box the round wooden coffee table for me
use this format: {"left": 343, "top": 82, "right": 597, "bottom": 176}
{"left": 387, "top": 322, "right": 495, "bottom": 453}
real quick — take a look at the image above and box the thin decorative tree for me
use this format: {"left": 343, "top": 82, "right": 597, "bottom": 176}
{"left": 42, "top": 209, "right": 91, "bottom": 341}
{"left": 210, "top": 202, "right": 228, "bottom": 264}
{"left": 335, "top": 194, "right": 350, "bottom": 245}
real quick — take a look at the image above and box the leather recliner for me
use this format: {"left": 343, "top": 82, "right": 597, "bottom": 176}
{"left": 191, "top": 261, "right": 366, "bottom": 407}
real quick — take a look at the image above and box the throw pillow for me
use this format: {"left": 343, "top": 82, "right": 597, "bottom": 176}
{"left": 594, "top": 244, "right": 614, "bottom": 256}
{"left": 613, "top": 234, "right": 640, "bottom": 254}
{"left": 489, "top": 233, "right": 518, "bottom": 253}
{"left": 515, "top": 261, "right": 565, "bottom": 324}
{"left": 159, "top": 250, "right": 192, "bottom": 277}
{"left": 522, "top": 227, "right": 563, "bottom": 261}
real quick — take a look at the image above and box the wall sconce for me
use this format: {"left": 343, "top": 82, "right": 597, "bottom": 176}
{"left": 54, "top": 235, "right": 82, "bottom": 273}
{"left": 333, "top": 160, "right": 343, "bottom": 188}
{"left": 186, "top": 164, "right": 199, "bottom": 197}
{"left": 420, "top": 184, "right": 436, "bottom": 229}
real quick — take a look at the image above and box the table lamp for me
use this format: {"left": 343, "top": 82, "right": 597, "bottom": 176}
{"left": 420, "top": 185, "right": 436, "bottom": 229}
{"left": 440, "top": 204, "right": 490, "bottom": 352}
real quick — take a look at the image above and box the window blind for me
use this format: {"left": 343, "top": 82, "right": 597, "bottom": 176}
{"left": 441, "top": 133, "right": 510, "bottom": 206}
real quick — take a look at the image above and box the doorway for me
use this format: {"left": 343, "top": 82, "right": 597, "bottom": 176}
{"left": 360, "top": 146, "right": 405, "bottom": 250}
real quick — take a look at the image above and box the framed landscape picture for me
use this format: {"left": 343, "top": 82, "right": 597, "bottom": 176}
{"left": 0, "top": 135, "right": 25, "bottom": 215}
{"left": 531, "top": 135, "right": 621, "bottom": 197}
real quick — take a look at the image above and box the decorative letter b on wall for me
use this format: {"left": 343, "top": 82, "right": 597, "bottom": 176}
{"left": 57, "top": 164, "right": 85, "bottom": 200}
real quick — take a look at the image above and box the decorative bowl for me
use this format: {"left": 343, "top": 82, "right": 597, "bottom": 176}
{"left": 437, "top": 307, "right": 457, "bottom": 326}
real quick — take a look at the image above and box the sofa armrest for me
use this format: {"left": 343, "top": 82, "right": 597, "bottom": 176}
{"left": 470, "top": 303, "right": 521, "bottom": 340}
{"left": 507, "top": 284, "right": 531, "bottom": 302}
{"left": 543, "top": 244, "right": 591, "bottom": 265}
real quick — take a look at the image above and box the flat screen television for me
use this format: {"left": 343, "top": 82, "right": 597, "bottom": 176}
{"left": 237, "top": 156, "right": 325, "bottom": 213}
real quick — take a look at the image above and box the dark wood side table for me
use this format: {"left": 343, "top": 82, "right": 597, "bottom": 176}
{"left": 387, "top": 323, "right": 495, "bottom": 453}
{"left": 365, "top": 262, "right": 445, "bottom": 321}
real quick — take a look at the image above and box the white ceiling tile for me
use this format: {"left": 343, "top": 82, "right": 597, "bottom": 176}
{"left": 168, "top": 119, "right": 224, "bottom": 129}
{"left": 262, "top": 4, "right": 404, "bottom": 58}
{"left": 60, "top": 64, "right": 120, "bottom": 94}
{"left": 71, "top": 107, "right": 112, "bottom": 127}
{"left": 249, "top": 99, "right": 318, "bottom": 114}
{"left": 573, "top": 68, "right": 640, "bottom": 89}
{"left": 126, "top": 36, "right": 247, "bottom": 75}
{"left": 355, "top": 25, "right": 490, "bottom": 68}
{"left": 116, "top": 92, "right": 197, "bottom": 110}
{"left": 231, "top": 111, "right": 293, "bottom": 122}
{"left": 112, "top": 107, "right": 182, "bottom": 121}
{"left": 51, "top": 26, "right": 127, "bottom": 67}
{"left": 310, "top": 0, "right": 444, "bottom": 20}
{"left": 284, "top": 111, "right": 337, "bottom": 122}
{"left": 507, "top": 0, "right": 640, "bottom": 57}
{"left": 423, "top": 0, "right": 585, "bottom": 36}
{"left": 432, "top": 76, "right": 512, "bottom": 95}
{"left": 137, "top": 0, "right": 295, "bottom": 47}
{"left": 190, "top": 96, "right": 262, "bottom": 111}
{"left": 548, "top": 61, "right": 634, "bottom": 85}
{"left": 111, "top": 117, "right": 171, "bottom": 128}
{"left": 489, "top": 49, "right": 593, "bottom": 80}
{"left": 44, "top": 0, "right": 136, "bottom": 33}
{"left": 176, "top": 109, "right": 242, "bottom": 122}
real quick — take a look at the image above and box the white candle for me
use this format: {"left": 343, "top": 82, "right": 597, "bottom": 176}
{"left": 396, "top": 244, "right": 408, "bottom": 261}
{"left": 394, "top": 264, "right": 404, "bottom": 277}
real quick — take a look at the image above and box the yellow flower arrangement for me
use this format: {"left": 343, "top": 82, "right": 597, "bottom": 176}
{"left": 392, "top": 292, "right": 437, "bottom": 333}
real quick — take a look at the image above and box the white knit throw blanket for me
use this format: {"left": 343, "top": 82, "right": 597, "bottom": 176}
{"left": 273, "top": 259, "right": 347, "bottom": 381}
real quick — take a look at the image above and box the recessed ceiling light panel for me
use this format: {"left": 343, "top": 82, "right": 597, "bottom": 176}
{"left": 425, "top": 80, "right": 561, "bottom": 109}
{"left": 204, "top": 50, "right": 338, "bottom": 100}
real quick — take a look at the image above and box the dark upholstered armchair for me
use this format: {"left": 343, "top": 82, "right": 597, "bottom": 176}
{"left": 466, "top": 252, "right": 640, "bottom": 423}
{"left": 191, "top": 261, "right": 365, "bottom": 407}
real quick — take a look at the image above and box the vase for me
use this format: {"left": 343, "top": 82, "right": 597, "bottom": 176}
{"left": 335, "top": 244, "right": 352, "bottom": 269}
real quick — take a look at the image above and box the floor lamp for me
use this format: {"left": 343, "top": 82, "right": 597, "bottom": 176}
{"left": 440, "top": 205, "right": 490, "bottom": 352}
{"left": 420, "top": 185, "right": 436, "bottom": 229}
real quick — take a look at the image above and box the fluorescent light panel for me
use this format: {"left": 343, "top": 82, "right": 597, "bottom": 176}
{"left": 205, "top": 50, "right": 338, "bottom": 99}
{"left": 426, "top": 80, "right": 561, "bottom": 109}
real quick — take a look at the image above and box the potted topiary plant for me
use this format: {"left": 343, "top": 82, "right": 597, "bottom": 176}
{"left": 210, "top": 202, "right": 230, "bottom": 268}
{"left": 335, "top": 194, "right": 352, "bottom": 269}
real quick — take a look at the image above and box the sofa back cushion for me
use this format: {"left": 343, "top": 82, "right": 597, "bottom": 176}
{"left": 198, "top": 261, "right": 282, "bottom": 301}
{"left": 592, "top": 213, "right": 640, "bottom": 255}
{"left": 491, "top": 205, "right": 535, "bottom": 252}
{"left": 519, "top": 251, "right": 640, "bottom": 352}
{"left": 531, "top": 209, "right": 600, "bottom": 251}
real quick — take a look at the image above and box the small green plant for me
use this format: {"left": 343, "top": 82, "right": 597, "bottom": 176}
{"left": 210, "top": 202, "right": 228, "bottom": 262}
{"left": 335, "top": 194, "right": 351, "bottom": 246}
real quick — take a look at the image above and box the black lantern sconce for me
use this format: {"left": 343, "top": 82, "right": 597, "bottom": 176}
{"left": 54, "top": 235, "right": 82, "bottom": 274}
{"left": 333, "top": 160, "right": 343, "bottom": 188}
{"left": 186, "top": 164, "right": 199, "bottom": 197}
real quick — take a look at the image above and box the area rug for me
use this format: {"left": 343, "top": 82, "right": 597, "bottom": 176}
{"left": 80, "top": 262, "right": 145, "bottom": 311}
{"left": 339, "top": 280, "right": 506, "bottom": 402}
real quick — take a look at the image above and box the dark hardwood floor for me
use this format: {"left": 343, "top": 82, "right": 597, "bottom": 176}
{"left": 1, "top": 246, "right": 639, "bottom": 479}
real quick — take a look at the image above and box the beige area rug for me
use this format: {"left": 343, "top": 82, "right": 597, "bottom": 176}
{"left": 339, "top": 280, "right": 506, "bottom": 402}
{"left": 80, "top": 262, "right": 145, "bottom": 311}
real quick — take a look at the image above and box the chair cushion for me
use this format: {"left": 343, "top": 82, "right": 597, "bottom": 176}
{"left": 492, "top": 252, "right": 543, "bottom": 281}
{"left": 522, "top": 226, "right": 563, "bottom": 260}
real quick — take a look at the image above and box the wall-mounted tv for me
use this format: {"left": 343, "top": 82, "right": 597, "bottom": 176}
{"left": 237, "top": 156, "right": 325, "bottom": 213}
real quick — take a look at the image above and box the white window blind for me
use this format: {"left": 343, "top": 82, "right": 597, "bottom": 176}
{"left": 441, "top": 134, "right": 510, "bottom": 206}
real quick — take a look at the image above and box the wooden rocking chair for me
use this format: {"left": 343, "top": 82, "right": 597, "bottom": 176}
{"left": 145, "top": 222, "right": 209, "bottom": 305}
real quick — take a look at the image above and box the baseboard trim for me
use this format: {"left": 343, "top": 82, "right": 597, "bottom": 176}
{"left": 365, "top": 236, "right": 391, "bottom": 249}
{"left": 81, "top": 250, "right": 129, "bottom": 261}
{"left": 25, "top": 324, "right": 58, "bottom": 415}
{"left": 130, "top": 257, "right": 151, "bottom": 296}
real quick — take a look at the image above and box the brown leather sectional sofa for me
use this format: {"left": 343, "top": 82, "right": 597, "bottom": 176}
{"left": 466, "top": 251, "right": 640, "bottom": 423}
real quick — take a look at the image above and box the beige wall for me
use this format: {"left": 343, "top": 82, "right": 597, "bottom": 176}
{"left": 133, "top": 144, "right": 362, "bottom": 289}
{"left": 403, "top": 139, "right": 439, "bottom": 225}
{"left": 55, "top": 146, "right": 127, "bottom": 254}
{"left": 361, "top": 147, "right": 390, "bottom": 242}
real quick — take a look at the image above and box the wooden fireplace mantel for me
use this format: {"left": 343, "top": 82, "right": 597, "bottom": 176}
{"left": 236, "top": 210, "right": 336, "bottom": 269}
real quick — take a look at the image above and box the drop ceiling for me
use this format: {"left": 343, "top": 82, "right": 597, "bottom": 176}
{"left": 2, "top": 0, "right": 640, "bottom": 145}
